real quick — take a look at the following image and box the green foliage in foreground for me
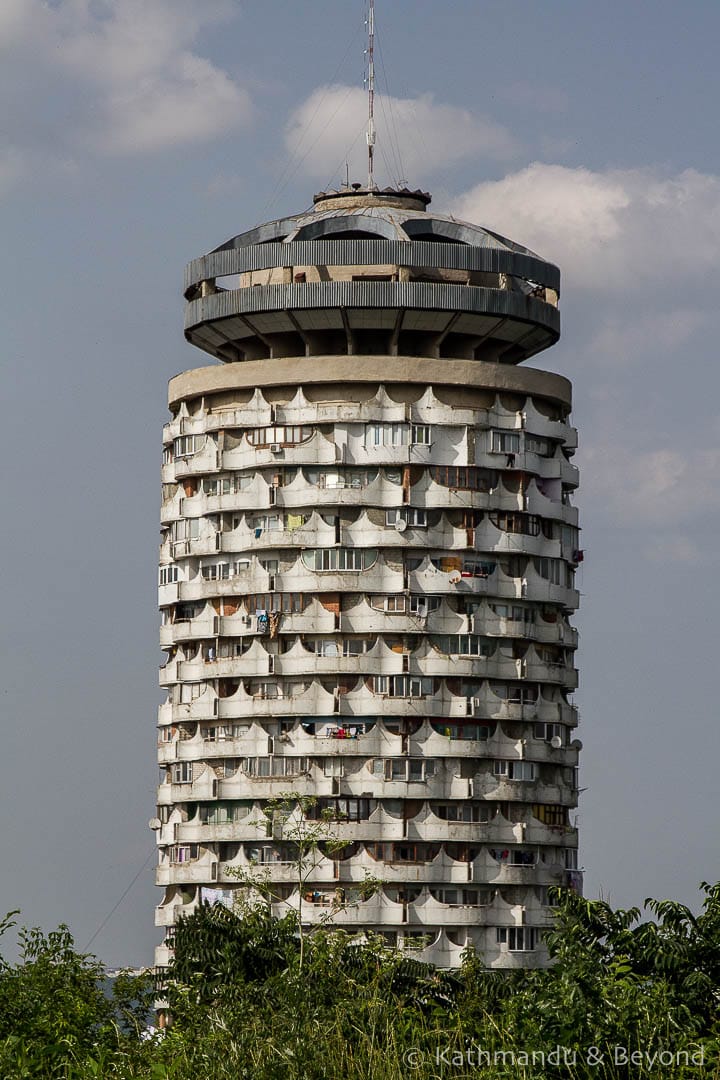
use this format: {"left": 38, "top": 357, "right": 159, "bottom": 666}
{"left": 2, "top": 886, "right": 720, "bottom": 1079}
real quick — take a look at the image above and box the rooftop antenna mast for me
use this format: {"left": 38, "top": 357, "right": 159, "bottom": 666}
{"left": 366, "top": 0, "right": 376, "bottom": 190}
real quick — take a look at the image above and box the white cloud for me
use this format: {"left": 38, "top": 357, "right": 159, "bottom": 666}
{"left": 0, "top": 148, "right": 27, "bottom": 196}
{"left": 0, "top": 0, "right": 251, "bottom": 174}
{"left": 453, "top": 164, "right": 720, "bottom": 292}
{"left": 582, "top": 444, "right": 720, "bottom": 526}
{"left": 646, "top": 534, "right": 705, "bottom": 565}
{"left": 584, "top": 308, "right": 709, "bottom": 364}
{"left": 284, "top": 85, "right": 518, "bottom": 184}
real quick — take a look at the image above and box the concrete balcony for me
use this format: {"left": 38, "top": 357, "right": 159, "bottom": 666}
{"left": 177, "top": 568, "right": 273, "bottom": 601}
{"left": 156, "top": 857, "right": 218, "bottom": 886}
{"left": 180, "top": 486, "right": 266, "bottom": 519}
{"left": 173, "top": 445, "right": 220, "bottom": 479}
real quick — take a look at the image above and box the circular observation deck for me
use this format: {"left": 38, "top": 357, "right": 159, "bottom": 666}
{"left": 183, "top": 187, "right": 561, "bottom": 366}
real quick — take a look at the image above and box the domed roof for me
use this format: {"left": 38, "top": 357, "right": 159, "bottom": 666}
{"left": 210, "top": 186, "right": 545, "bottom": 263}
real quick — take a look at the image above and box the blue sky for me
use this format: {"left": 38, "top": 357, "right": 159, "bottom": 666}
{"left": 2, "top": 0, "right": 720, "bottom": 966}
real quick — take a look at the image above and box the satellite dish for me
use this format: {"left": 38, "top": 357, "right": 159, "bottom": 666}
{"left": 395, "top": 518, "right": 408, "bottom": 532}
{"left": 571, "top": 738, "right": 583, "bottom": 751}
{"left": 550, "top": 735, "right": 562, "bottom": 749}
{"left": 148, "top": 818, "right": 162, "bottom": 831}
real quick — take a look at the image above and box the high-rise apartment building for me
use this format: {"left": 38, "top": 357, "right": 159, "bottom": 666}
{"left": 155, "top": 185, "right": 581, "bottom": 970}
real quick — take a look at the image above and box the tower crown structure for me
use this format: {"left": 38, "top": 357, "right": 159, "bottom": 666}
{"left": 156, "top": 184, "right": 580, "bottom": 971}
{"left": 183, "top": 188, "right": 560, "bottom": 368}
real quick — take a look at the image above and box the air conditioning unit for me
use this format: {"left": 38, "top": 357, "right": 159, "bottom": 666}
{"left": 270, "top": 443, "right": 283, "bottom": 454}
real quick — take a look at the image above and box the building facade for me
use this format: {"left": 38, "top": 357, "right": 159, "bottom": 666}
{"left": 155, "top": 187, "right": 581, "bottom": 970}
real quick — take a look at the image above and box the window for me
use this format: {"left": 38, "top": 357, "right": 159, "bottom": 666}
{"left": 201, "top": 721, "right": 245, "bottom": 740}
{"left": 493, "top": 760, "right": 536, "bottom": 781}
{"left": 370, "top": 842, "right": 435, "bottom": 863}
{"left": 525, "top": 434, "right": 552, "bottom": 456}
{"left": 490, "top": 431, "right": 521, "bottom": 454}
{"left": 410, "top": 424, "right": 432, "bottom": 445}
{"left": 308, "top": 797, "right": 372, "bottom": 821}
{"left": 432, "top": 635, "right": 494, "bottom": 658}
{"left": 460, "top": 559, "right": 495, "bottom": 578}
{"left": 201, "top": 562, "right": 230, "bottom": 581}
{"left": 383, "top": 759, "right": 434, "bottom": 781}
{"left": 432, "top": 721, "right": 493, "bottom": 741}
{"left": 386, "top": 508, "right": 427, "bottom": 528}
{"left": 434, "top": 888, "right": 489, "bottom": 906}
{"left": 308, "top": 638, "right": 370, "bottom": 657}
{"left": 491, "top": 603, "right": 535, "bottom": 625}
{"left": 170, "top": 518, "right": 200, "bottom": 542}
{"left": 171, "top": 762, "right": 193, "bottom": 784}
{"left": 159, "top": 565, "right": 179, "bottom": 586}
{"left": 372, "top": 675, "right": 433, "bottom": 697}
{"left": 246, "top": 593, "right": 304, "bottom": 614}
{"left": 490, "top": 511, "right": 541, "bottom": 536}
{"left": 175, "top": 602, "right": 202, "bottom": 620}
{"left": 493, "top": 683, "right": 538, "bottom": 704}
{"left": 162, "top": 446, "right": 173, "bottom": 465}
{"left": 178, "top": 683, "right": 202, "bottom": 704}
{"left": 307, "top": 467, "right": 376, "bottom": 489}
{"left": 431, "top": 465, "right": 495, "bottom": 492}
{"left": 322, "top": 758, "right": 344, "bottom": 777}
{"left": 411, "top": 595, "right": 440, "bottom": 615}
{"left": 243, "top": 757, "right": 309, "bottom": 777}
{"left": 203, "top": 476, "right": 232, "bottom": 496}
{"left": 533, "top": 804, "right": 569, "bottom": 827}
{"left": 174, "top": 435, "right": 205, "bottom": 458}
{"left": 200, "top": 802, "right": 247, "bottom": 825}
{"left": 496, "top": 927, "right": 538, "bottom": 951}
{"left": 365, "top": 423, "right": 406, "bottom": 447}
{"left": 302, "top": 548, "right": 378, "bottom": 572}
{"left": 534, "top": 723, "right": 565, "bottom": 744}
{"left": 510, "top": 849, "right": 536, "bottom": 866}
{"left": 434, "top": 803, "right": 489, "bottom": 823}
{"left": 171, "top": 844, "right": 199, "bottom": 863}
{"left": 215, "top": 642, "right": 247, "bottom": 660}
{"left": 535, "top": 558, "right": 571, "bottom": 586}
{"left": 370, "top": 594, "right": 438, "bottom": 615}
{"left": 250, "top": 514, "right": 281, "bottom": 532}
{"left": 381, "top": 594, "right": 406, "bottom": 613}
{"left": 203, "top": 474, "right": 252, "bottom": 495}
{"left": 247, "top": 426, "right": 313, "bottom": 447}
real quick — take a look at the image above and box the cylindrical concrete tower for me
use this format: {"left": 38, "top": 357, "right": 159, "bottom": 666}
{"left": 155, "top": 186, "right": 581, "bottom": 971}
